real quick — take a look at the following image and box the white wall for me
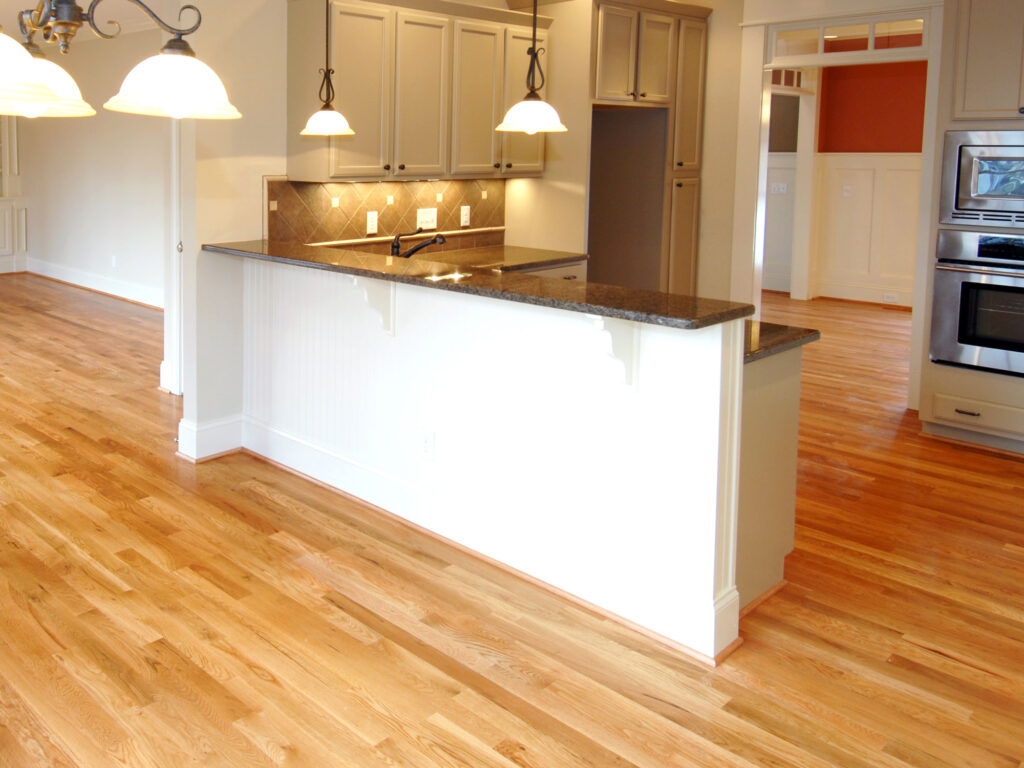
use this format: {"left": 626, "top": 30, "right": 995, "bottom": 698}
{"left": 19, "top": 29, "right": 171, "bottom": 307}
{"left": 763, "top": 152, "right": 795, "bottom": 292}
{"left": 180, "top": 0, "right": 288, "bottom": 429}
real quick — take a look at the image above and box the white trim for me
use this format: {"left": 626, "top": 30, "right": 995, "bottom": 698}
{"left": 25, "top": 257, "right": 163, "bottom": 307}
{"left": 176, "top": 415, "right": 244, "bottom": 460}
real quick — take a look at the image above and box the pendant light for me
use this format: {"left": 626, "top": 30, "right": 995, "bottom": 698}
{"left": 4, "top": 1, "right": 240, "bottom": 120}
{"left": 496, "top": 0, "right": 565, "bottom": 135}
{"left": 0, "top": 28, "right": 58, "bottom": 117}
{"left": 21, "top": 42, "right": 95, "bottom": 117}
{"left": 300, "top": 0, "right": 354, "bottom": 136}
{"left": 104, "top": 36, "right": 240, "bottom": 119}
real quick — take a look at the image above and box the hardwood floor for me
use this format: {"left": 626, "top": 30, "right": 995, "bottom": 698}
{"left": 0, "top": 274, "right": 1021, "bottom": 767}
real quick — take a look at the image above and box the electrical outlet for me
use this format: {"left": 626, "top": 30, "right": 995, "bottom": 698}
{"left": 331, "top": 197, "right": 340, "bottom": 208}
{"left": 481, "top": 190, "right": 488, "bottom": 200}
{"left": 367, "top": 210, "right": 378, "bottom": 235}
{"left": 770, "top": 182, "right": 788, "bottom": 195}
{"left": 417, "top": 207, "right": 438, "bottom": 230}
{"left": 386, "top": 195, "right": 394, "bottom": 205}
{"left": 269, "top": 200, "right": 278, "bottom": 211}
{"left": 460, "top": 205, "right": 471, "bottom": 227}
{"left": 882, "top": 292, "right": 900, "bottom": 304}
{"left": 436, "top": 192, "right": 443, "bottom": 203}
{"left": 111, "top": 253, "right": 117, "bottom": 268}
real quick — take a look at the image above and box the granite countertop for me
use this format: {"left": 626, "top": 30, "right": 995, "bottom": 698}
{"left": 204, "top": 240, "right": 754, "bottom": 330}
{"left": 408, "top": 245, "right": 587, "bottom": 272}
{"left": 745, "top": 320, "right": 820, "bottom": 363}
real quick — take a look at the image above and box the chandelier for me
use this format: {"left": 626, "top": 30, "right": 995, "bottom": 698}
{"left": 0, "top": 0, "right": 240, "bottom": 119}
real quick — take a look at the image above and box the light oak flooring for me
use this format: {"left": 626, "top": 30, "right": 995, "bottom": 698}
{"left": 0, "top": 274, "right": 1021, "bottom": 767}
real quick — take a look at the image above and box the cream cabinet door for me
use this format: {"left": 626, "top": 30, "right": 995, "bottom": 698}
{"left": 451, "top": 20, "right": 503, "bottom": 176}
{"left": 501, "top": 25, "right": 547, "bottom": 174}
{"left": 672, "top": 19, "right": 706, "bottom": 171}
{"left": 595, "top": 4, "right": 638, "bottom": 101}
{"left": 393, "top": 11, "right": 450, "bottom": 178}
{"left": 328, "top": 2, "right": 394, "bottom": 179}
{"left": 668, "top": 178, "right": 699, "bottom": 294}
{"left": 954, "top": 0, "right": 1024, "bottom": 119}
{"left": 636, "top": 12, "right": 675, "bottom": 104}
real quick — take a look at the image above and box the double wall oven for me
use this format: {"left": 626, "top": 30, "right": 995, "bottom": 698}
{"left": 931, "top": 131, "right": 1024, "bottom": 378}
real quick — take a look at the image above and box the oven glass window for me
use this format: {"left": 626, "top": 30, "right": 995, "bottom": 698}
{"left": 959, "top": 282, "right": 1024, "bottom": 353}
{"left": 974, "top": 159, "right": 1024, "bottom": 198}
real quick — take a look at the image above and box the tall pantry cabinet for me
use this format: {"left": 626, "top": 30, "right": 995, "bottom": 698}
{"left": 590, "top": 2, "right": 707, "bottom": 294}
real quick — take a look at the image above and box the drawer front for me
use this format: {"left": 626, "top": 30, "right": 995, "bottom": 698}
{"left": 933, "top": 392, "right": 1024, "bottom": 437}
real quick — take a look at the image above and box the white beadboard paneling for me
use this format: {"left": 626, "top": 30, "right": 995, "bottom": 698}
{"left": 814, "top": 153, "right": 921, "bottom": 306}
{"left": 218, "top": 255, "right": 745, "bottom": 659}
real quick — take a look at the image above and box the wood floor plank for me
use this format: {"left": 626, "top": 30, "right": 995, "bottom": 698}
{"left": 0, "top": 274, "right": 1021, "bottom": 766}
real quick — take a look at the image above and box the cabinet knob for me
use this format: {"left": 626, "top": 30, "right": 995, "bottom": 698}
{"left": 676, "top": 182, "right": 682, "bottom": 187}
{"left": 505, "top": 163, "right": 512, "bottom": 169}
{"left": 493, "top": 163, "right": 500, "bottom": 169}
{"left": 398, "top": 163, "right": 406, "bottom": 170}
{"left": 640, "top": 92, "right": 647, "bottom": 98}
{"left": 383, "top": 164, "right": 391, "bottom": 171}
{"left": 1019, "top": 107, "right": 1024, "bottom": 114}
{"left": 628, "top": 91, "right": 636, "bottom": 97}
{"left": 676, "top": 161, "right": 683, "bottom": 167}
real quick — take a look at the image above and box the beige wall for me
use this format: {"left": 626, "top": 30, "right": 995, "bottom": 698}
{"left": 18, "top": 29, "right": 172, "bottom": 307}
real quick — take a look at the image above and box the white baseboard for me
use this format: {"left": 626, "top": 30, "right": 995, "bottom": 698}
{"left": 26, "top": 258, "right": 163, "bottom": 308}
{"left": 177, "top": 416, "right": 244, "bottom": 460}
{"left": 242, "top": 418, "right": 416, "bottom": 516}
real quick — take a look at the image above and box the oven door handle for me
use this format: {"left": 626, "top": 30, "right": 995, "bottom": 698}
{"left": 936, "top": 264, "right": 1024, "bottom": 279}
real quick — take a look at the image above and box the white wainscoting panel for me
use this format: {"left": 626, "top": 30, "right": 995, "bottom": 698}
{"left": 224, "top": 257, "right": 745, "bottom": 659}
{"left": 815, "top": 153, "right": 921, "bottom": 306}
{"left": 764, "top": 153, "right": 797, "bottom": 293}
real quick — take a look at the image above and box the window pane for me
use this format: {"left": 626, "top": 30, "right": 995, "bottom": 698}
{"left": 776, "top": 28, "right": 819, "bottom": 57}
{"left": 823, "top": 23, "right": 869, "bottom": 52}
{"left": 874, "top": 18, "right": 924, "bottom": 49}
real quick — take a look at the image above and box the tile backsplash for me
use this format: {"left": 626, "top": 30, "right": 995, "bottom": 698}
{"left": 267, "top": 179, "right": 505, "bottom": 254}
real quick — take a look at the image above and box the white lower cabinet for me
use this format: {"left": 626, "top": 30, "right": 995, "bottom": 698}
{"left": 932, "top": 393, "right": 1024, "bottom": 439}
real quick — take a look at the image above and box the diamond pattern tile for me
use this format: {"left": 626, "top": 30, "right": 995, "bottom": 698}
{"left": 266, "top": 179, "right": 505, "bottom": 244}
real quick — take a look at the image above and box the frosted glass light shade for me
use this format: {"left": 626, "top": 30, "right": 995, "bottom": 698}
{"left": 104, "top": 51, "right": 241, "bottom": 119}
{"left": 0, "top": 30, "right": 59, "bottom": 117}
{"left": 26, "top": 57, "right": 95, "bottom": 117}
{"left": 496, "top": 92, "right": 566, "bottom": 135}
{"left": 300, "top": 106, "right": 354, "bottom": 136}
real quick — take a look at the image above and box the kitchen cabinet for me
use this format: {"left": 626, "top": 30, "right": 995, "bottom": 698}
{"left": 500, "top": 25, "right": 547, "bottom": 174}
{"left": 953, "top": 0, "right": 1024, "bottom": 119}
{"left": 595, "top": 4, "right": 675, "bottom": 104}
{"left": 450, "top": 22, "right": 547, "bottom": 177}
{"left": 672, "top": 19, "right": 705, "bottom": 171}
{"left": 328, "top": 3, "right": 394, "bottom": 178}
{"left": 288, "top": 0, "right": 547, "bottom": 182}
{"left": 667, "top": 177, "right": 699, "bottom": 294}
{"left": 450, "top": 20, "right": 503, "bottom": 176}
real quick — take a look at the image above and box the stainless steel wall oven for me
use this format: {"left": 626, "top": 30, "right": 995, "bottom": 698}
{"left": 930, "top": 230, "right": 1024, "bottom": 377}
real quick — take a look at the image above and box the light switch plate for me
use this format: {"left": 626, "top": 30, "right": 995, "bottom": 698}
{"left": 417, "top": 207, "right": 438, "bottom": 230}
{"left": 460, "top": 205, "right": 470, "bottom": 227}
{"left": 367, "top": 210, "right": 378, "bottom": 235}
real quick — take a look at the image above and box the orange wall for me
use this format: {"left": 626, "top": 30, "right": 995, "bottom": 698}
{"left": 817, "top": 61, "right": 927, "bottom": 153}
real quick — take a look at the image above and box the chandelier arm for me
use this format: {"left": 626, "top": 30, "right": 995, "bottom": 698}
{"left": 84, "top": 0, "right": 201, "bottom": 40}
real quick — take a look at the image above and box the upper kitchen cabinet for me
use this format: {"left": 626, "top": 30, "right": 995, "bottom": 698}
{"left": 500, "top": 25, "right": 547, "bottom": 174}
{"left": 287, "top": 0, "right": 551, "bottom": 183}
{"left": 450, "top": 23, "right": 547, "bottom": 177}
{"left": 450, "top": 20, "right": 503, "bottom": 176}
{"left": 328, "top": 3, "right": 394, "bottom": 178}
{"left": 954, "top": 0, "right": 1024, "bottom": 119}
{"left": 393, "top": 12, "right": 451, "bottom": 177}
{"left": 672, "top": 19, "right": 705, "bottom": 172}
{"left": 595, "top": 4, "right": 676, "bottom": 104}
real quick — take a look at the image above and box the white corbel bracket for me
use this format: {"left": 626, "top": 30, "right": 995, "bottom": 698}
{"left": 349, "top": 276, "right": 397, "bottom": 335}
{"left": 590, "top": 315, "right": 641, "bottom": 386}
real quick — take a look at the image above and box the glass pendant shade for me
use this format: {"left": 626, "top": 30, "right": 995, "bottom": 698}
{"left": 496, "top": 92, "right": 566, "bottom": 135}
{"left": 0, "top": 30, "right": 58, "bottom": 117}
{"left": 301, "top": 105, "right": 354, "bottom": 136}
{"left": 104, "top": 49, "right": 241, "bottom": 119}
{"left": 26, "top": 57, "right": 95, "bottom": 117}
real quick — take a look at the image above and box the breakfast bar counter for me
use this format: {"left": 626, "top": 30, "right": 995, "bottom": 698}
{"left": 183, "top": 239, "right": 811, "bottom": 662}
